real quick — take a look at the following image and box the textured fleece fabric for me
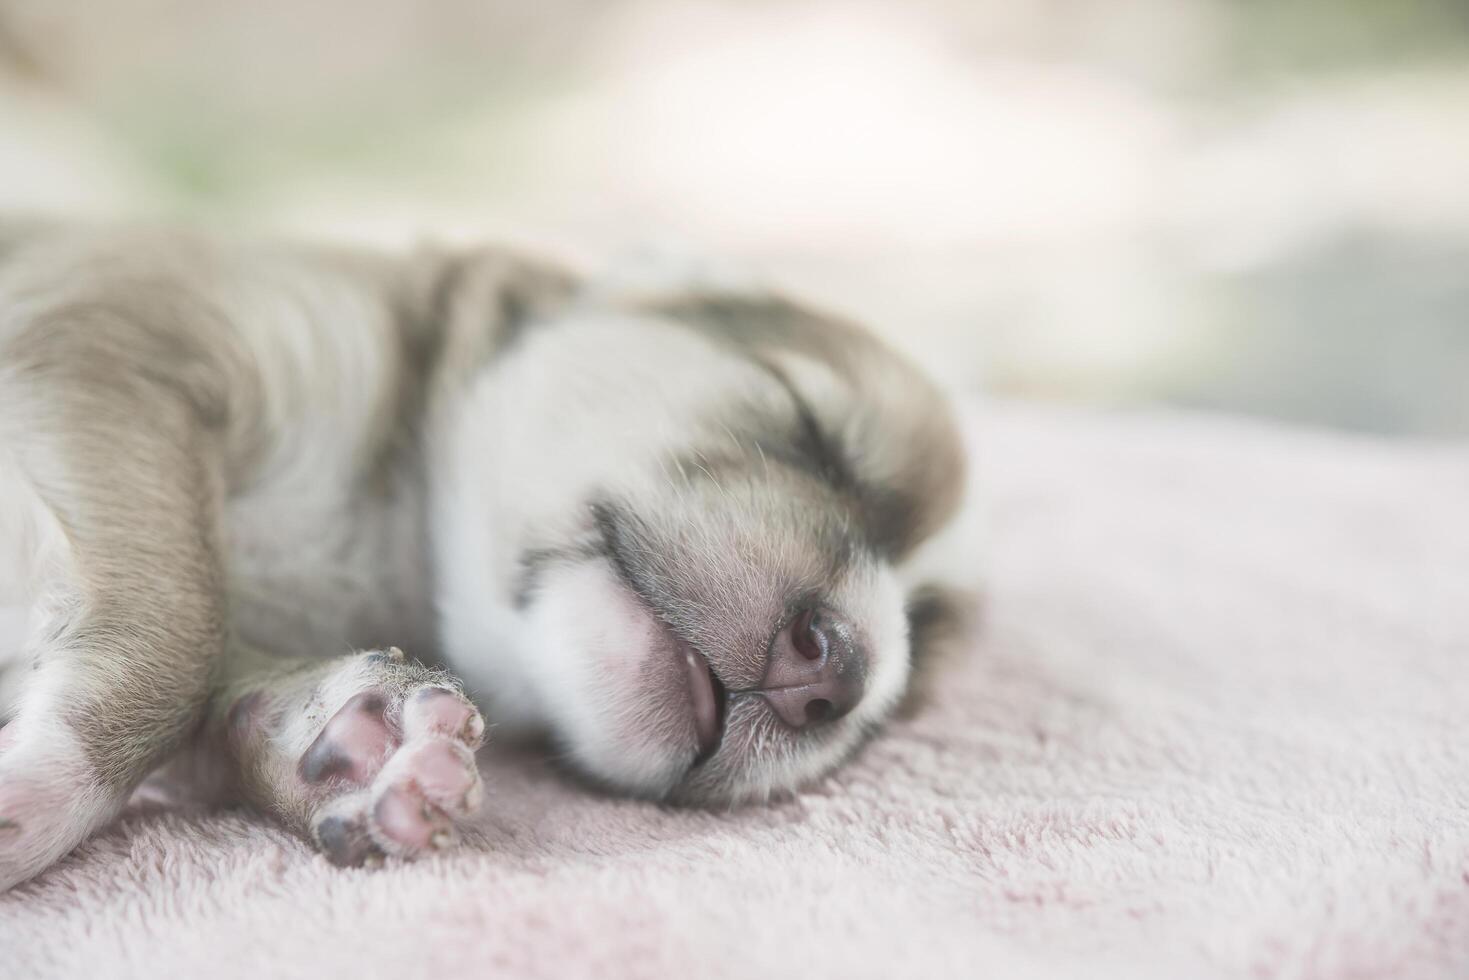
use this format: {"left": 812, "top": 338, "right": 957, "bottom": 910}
{"left": 2, "top": 405, "right": 1466, "bottom": 980}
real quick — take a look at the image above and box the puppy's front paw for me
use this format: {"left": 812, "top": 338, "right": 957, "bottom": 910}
{"left": 304, "top": 682, "right": 484, "bottom": 867}
{"left": 233, "top": 649, "right": 487, "bottom": 868}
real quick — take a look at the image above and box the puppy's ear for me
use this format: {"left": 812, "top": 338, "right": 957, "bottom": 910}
{"left": 895, "top": 583, "right": 982, "bottom": 719}
{"left": 402, "top": 243, "right": 581, "bottom": 386}
{"left": 639, "top": 292, "right": 967, "bottom": 558}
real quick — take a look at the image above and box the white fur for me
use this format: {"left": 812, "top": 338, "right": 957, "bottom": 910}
{"left": 430, "top": 312, "right": 778, "bottom": 721}
{"left": 522, "top": 560, "right": 693, "bottom": 789}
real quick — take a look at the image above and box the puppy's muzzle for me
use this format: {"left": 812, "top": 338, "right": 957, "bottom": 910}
{"left": 758, "top": 606, "right": 867, "bottom": 729}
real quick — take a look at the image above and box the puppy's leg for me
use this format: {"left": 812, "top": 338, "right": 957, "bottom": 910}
{"left": 210, "top": 646, "right": 486, "bottom": 867}
{"left": 0, "top": 332, "right": 226, "bottom": 890}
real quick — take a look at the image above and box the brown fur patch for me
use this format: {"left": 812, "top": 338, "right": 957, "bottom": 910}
{"left": 635, "top": 291, "right": 966, "bottom": 558}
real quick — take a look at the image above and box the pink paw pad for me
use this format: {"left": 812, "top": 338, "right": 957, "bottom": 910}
{"left": 372, "top": 784, "right": 455, "bottom": 854}
{"left": 299, "top": 691, "right": 396, "bottom": 786}
{"left": 397, "top": 738, "right": 481, "bottom": 815}
{"left": 404, "top": 687, "right": 486, "bottom": 746}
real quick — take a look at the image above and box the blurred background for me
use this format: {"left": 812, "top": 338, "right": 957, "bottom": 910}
{"left": 1, "top": 0, "right": 1466, "bottom": 435}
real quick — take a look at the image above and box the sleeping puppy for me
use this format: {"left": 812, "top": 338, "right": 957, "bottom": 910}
{"left": 0, "top": 222, "right": 966, "bottom": 886}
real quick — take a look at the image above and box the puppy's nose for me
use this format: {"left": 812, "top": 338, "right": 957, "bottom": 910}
{"left": 759, "top": 607, "right": 866, "bottom": 729}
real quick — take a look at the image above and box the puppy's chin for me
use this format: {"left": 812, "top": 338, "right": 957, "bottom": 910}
{"left": 520, "top": 560, "right": 704, "bottom": 797}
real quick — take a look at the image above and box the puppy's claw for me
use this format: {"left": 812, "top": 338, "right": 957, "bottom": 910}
{"left": 363, "top": 645, "right": 407, "bottom": 666}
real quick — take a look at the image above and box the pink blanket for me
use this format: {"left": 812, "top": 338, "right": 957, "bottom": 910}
{"left": 4, "top": 406, "right": 1466, "bottom": 979}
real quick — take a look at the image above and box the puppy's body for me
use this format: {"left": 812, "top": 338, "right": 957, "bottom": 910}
{"left": 0, "top": 222, "right": 965, "bottom": 887}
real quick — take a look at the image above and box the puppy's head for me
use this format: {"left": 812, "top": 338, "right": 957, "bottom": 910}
{"left": 435, "top": 289, "right": 965, "bottom": 804}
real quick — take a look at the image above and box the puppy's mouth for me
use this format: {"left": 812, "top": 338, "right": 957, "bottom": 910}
{"left": 590, "top": 500, "right": 729, "bottom": 767}
{"left": 682, "top": 642, "right": 728, "bottom": 766}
